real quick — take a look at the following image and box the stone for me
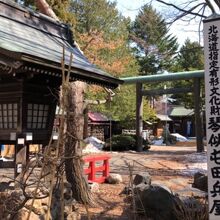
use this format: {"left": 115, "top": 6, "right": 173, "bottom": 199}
{"left": 41, "top": 197, "right": 49, "bottom": 206}
{"left": 133, "top": 173, "right": 151, "bottom": 186}
{"left": 192, "top": 172, "right": 208, "bottom": 192}
{"left": 64, "top": 182, "right": 73, "bottom": 200}
{"left": 88, "top": 182, "right": 99, "bottom": 192}
{"left": 0, "top": 182, "right": 14, "bottom": 192}
{"left": 119, "top": 186, "right": 132, "bottom": 195}
{"left": 106, "top": 173, "right": 123, "bottom": 184}
{"left": 134, "top": 183, "right": 150, "bottom": 194}
{"left": 135, "top": 184, "right": 178, "bottom": 220}
{"left": 66, "top": 212, "right": 81, "bottom": 220}
{"left": 15, "top": 208, "right": 43, "bottom": 220}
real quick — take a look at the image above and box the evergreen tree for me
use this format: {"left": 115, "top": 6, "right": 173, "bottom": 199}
{"left": 130, "top": 4, "right": 178, "bottom": 75}
{"left": 177, "top": 39, "right": 204, "bottom": 71}
{"left": 70, "top": 0, "right": 136, "bottom": 77}
{"left": 70, "top": 0, "right": 153, "bottom": 122}
{"left": 170, "top": 39, "right": 204, "bottom": 108}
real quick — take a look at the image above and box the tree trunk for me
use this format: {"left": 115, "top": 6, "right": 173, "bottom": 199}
{"left": 35, "top": 0, "right": 59, "bottom": 20}
{"left": 35, "top": 0, "right": 93, "bottom": 205}
{"left": 64, "top": 81, "right": 94, "bottom": 205}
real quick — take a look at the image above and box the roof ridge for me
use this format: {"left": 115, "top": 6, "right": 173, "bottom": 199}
{"left": 0, "top": 0, "right": 64, "bottom": 26}
{"left": 0, "top": 0, "right": 71, "bottom": 42}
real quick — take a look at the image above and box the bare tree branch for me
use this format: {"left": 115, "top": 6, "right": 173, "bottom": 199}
{"left": 154, "top": 0, "right": 207, "bottom": 19}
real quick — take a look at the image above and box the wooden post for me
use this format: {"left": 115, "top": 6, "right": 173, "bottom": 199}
{"left": 83, "top": 106, "right": 89, "bottom": 139}
{"left": 15, "top": 143, "right": 26, "bottom": 178}
{"left": 136, "top": 83, "right": 143, "bottom": 152}
{"left": 193, "top": 78, "right": 204, "bottom": 152}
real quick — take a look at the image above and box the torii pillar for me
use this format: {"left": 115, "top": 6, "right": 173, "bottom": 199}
{"left": 193, "top": 78, "right": 204, "bottom": 152}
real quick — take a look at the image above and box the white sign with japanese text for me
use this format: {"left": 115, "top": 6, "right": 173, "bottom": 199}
{"left": 204, "top": 15, "right": 220, "bottom": 219}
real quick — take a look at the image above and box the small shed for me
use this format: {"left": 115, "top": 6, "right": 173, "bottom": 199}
{"left": 88, "top": 112, "right": 111, "bottom": 141}
{"left": 169, "top": 106, "right": 194, "bottom": 136}
{"left": 154, "top": 114, "right": 172, "bottom": 137}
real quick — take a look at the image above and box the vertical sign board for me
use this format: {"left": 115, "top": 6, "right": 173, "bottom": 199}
{"left": 204, "top": 15, "right": 220, "bottom": 219}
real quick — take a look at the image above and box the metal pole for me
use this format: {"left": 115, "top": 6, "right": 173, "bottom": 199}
{"left": 164, "top": 85, "right": 168, "bottom": 145}
{"left": 136, "top": 83, "right": 143, "bottom": 152}
{"left": 194, "top": 78, "right": 204, "bottom": 152}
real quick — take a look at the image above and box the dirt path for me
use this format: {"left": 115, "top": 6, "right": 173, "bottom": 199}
{"left": 79, "top": 144, "right": 207, "bottom": 219}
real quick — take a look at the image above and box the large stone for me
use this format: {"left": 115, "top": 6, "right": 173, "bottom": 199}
{"left": 133, "top": 173, "right": 151, "bottom": 186}
{"left": 106, "top": 173, "right": 123, "bottom": 184}
{"left": 66, "top": 212, "right": 81, "bottom": 220}
{"left": 192, "top": 172, "right": 208, "bottom": 192}
{"left": 0, "top": 182, "right": 14, "bottom": 192}
{"left": 135, "top": 184, "right": 178, "bottom": 220}
{"left": 64, "top": 182, "right": 73, "bottom": 200}
{"left": 119, "top": 186, "right": 132, "bottom": 195}
{"left": 14, "top": 208, "right": 44, "bottom": 220}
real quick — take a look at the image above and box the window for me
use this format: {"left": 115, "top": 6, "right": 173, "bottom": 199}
{"left": 27, "top": 104, "right": 49, "bottom": 129}
{"left": 0, "top": 103, "right": 18, "bottom": 129}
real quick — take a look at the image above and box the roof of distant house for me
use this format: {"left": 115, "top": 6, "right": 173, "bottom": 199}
{"left": 156, "top": 114, "right": 172, "bottom": 121}
{"left": 88, "top": 112, "right": 110, "bottom": 122}
{"left": 170, "top": 106, "right": 194, "bottom": 117}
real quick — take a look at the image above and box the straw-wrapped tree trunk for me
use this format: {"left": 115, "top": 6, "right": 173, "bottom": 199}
{"left": 64, "top": 81, "right": 93, "bottom": 205}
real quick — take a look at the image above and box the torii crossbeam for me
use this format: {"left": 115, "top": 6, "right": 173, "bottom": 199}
{"left": 121, "top": 70, "right": 205, "bottom": 152}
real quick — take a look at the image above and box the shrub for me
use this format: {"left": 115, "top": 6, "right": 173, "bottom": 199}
{"left": 105, "top": 134, "right": 136, "bottom": 151}
{"left": 104, "top": 134, "right": 150, "bottom": 151}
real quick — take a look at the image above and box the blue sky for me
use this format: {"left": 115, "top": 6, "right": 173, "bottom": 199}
{"left": 111, "top": 0, "right": 200, "bottom": 46}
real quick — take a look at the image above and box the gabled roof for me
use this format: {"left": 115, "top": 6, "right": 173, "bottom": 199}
{"left": 88, "top": 112, "right": 110, "bottom": 122}
{"left": 169, "top": 106, "right": 194, "bottom": 117}
{"left": 0, "top": 0, "right": 123, "bottom": 88}
{"left": 156, "top": 114, "right": 172, "bottom": 121}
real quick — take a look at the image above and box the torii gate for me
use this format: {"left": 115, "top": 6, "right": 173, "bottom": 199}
{"left": 121, "top": 70, "right": 205, "bottom": 152}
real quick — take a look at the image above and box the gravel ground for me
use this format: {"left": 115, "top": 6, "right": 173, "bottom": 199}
{"left": 79, "top": 143, "right": 207, "bottom": 219}
{"left": 0, "top": 142, "right": 207, "bottom": 219}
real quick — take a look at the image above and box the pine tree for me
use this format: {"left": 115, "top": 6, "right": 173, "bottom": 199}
{"left": 130, "top": 4, "right": 178, "bottom": 75}
{"left": 177, "top": 39, "right": 204, "bottom": 71}
{"left": 170, "top": 39, "right": 204, "bottom": 108}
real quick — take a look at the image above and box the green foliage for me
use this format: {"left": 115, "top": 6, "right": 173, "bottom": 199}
{"left": 71, "top": 0, "right": 126, "bottom": 38}
{"left": 170, "top": 39, "right": 204, "bottom": 108}
{"left": 171, "top": 38, "right": 204, "bottom": 72}
{"left": 88, "top": 85, "right": 156, "bottom": 128}
{"left": 130, "top": 4, "right": 178, "bottom": 75}
{"left": 69, "top": 0, "right": 149, "bottom": 124}
{"left": 70, "top": 0, "right": 137, "bottom": 77}
{"left": 105, "top": 134, "right": 136, "bottom": 151}
{"left": 105, "top": 134, "right": 150, "bottom": 151}
{"left": 17, "top": 0, "right": 75, "bottom": 24}
{"left": 46, "top": 0, "right": 76, "bottom": 24}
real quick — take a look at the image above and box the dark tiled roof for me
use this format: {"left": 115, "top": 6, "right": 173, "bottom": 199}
{"left": 0, "top": 0, "right": 123, "bottom": 88}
